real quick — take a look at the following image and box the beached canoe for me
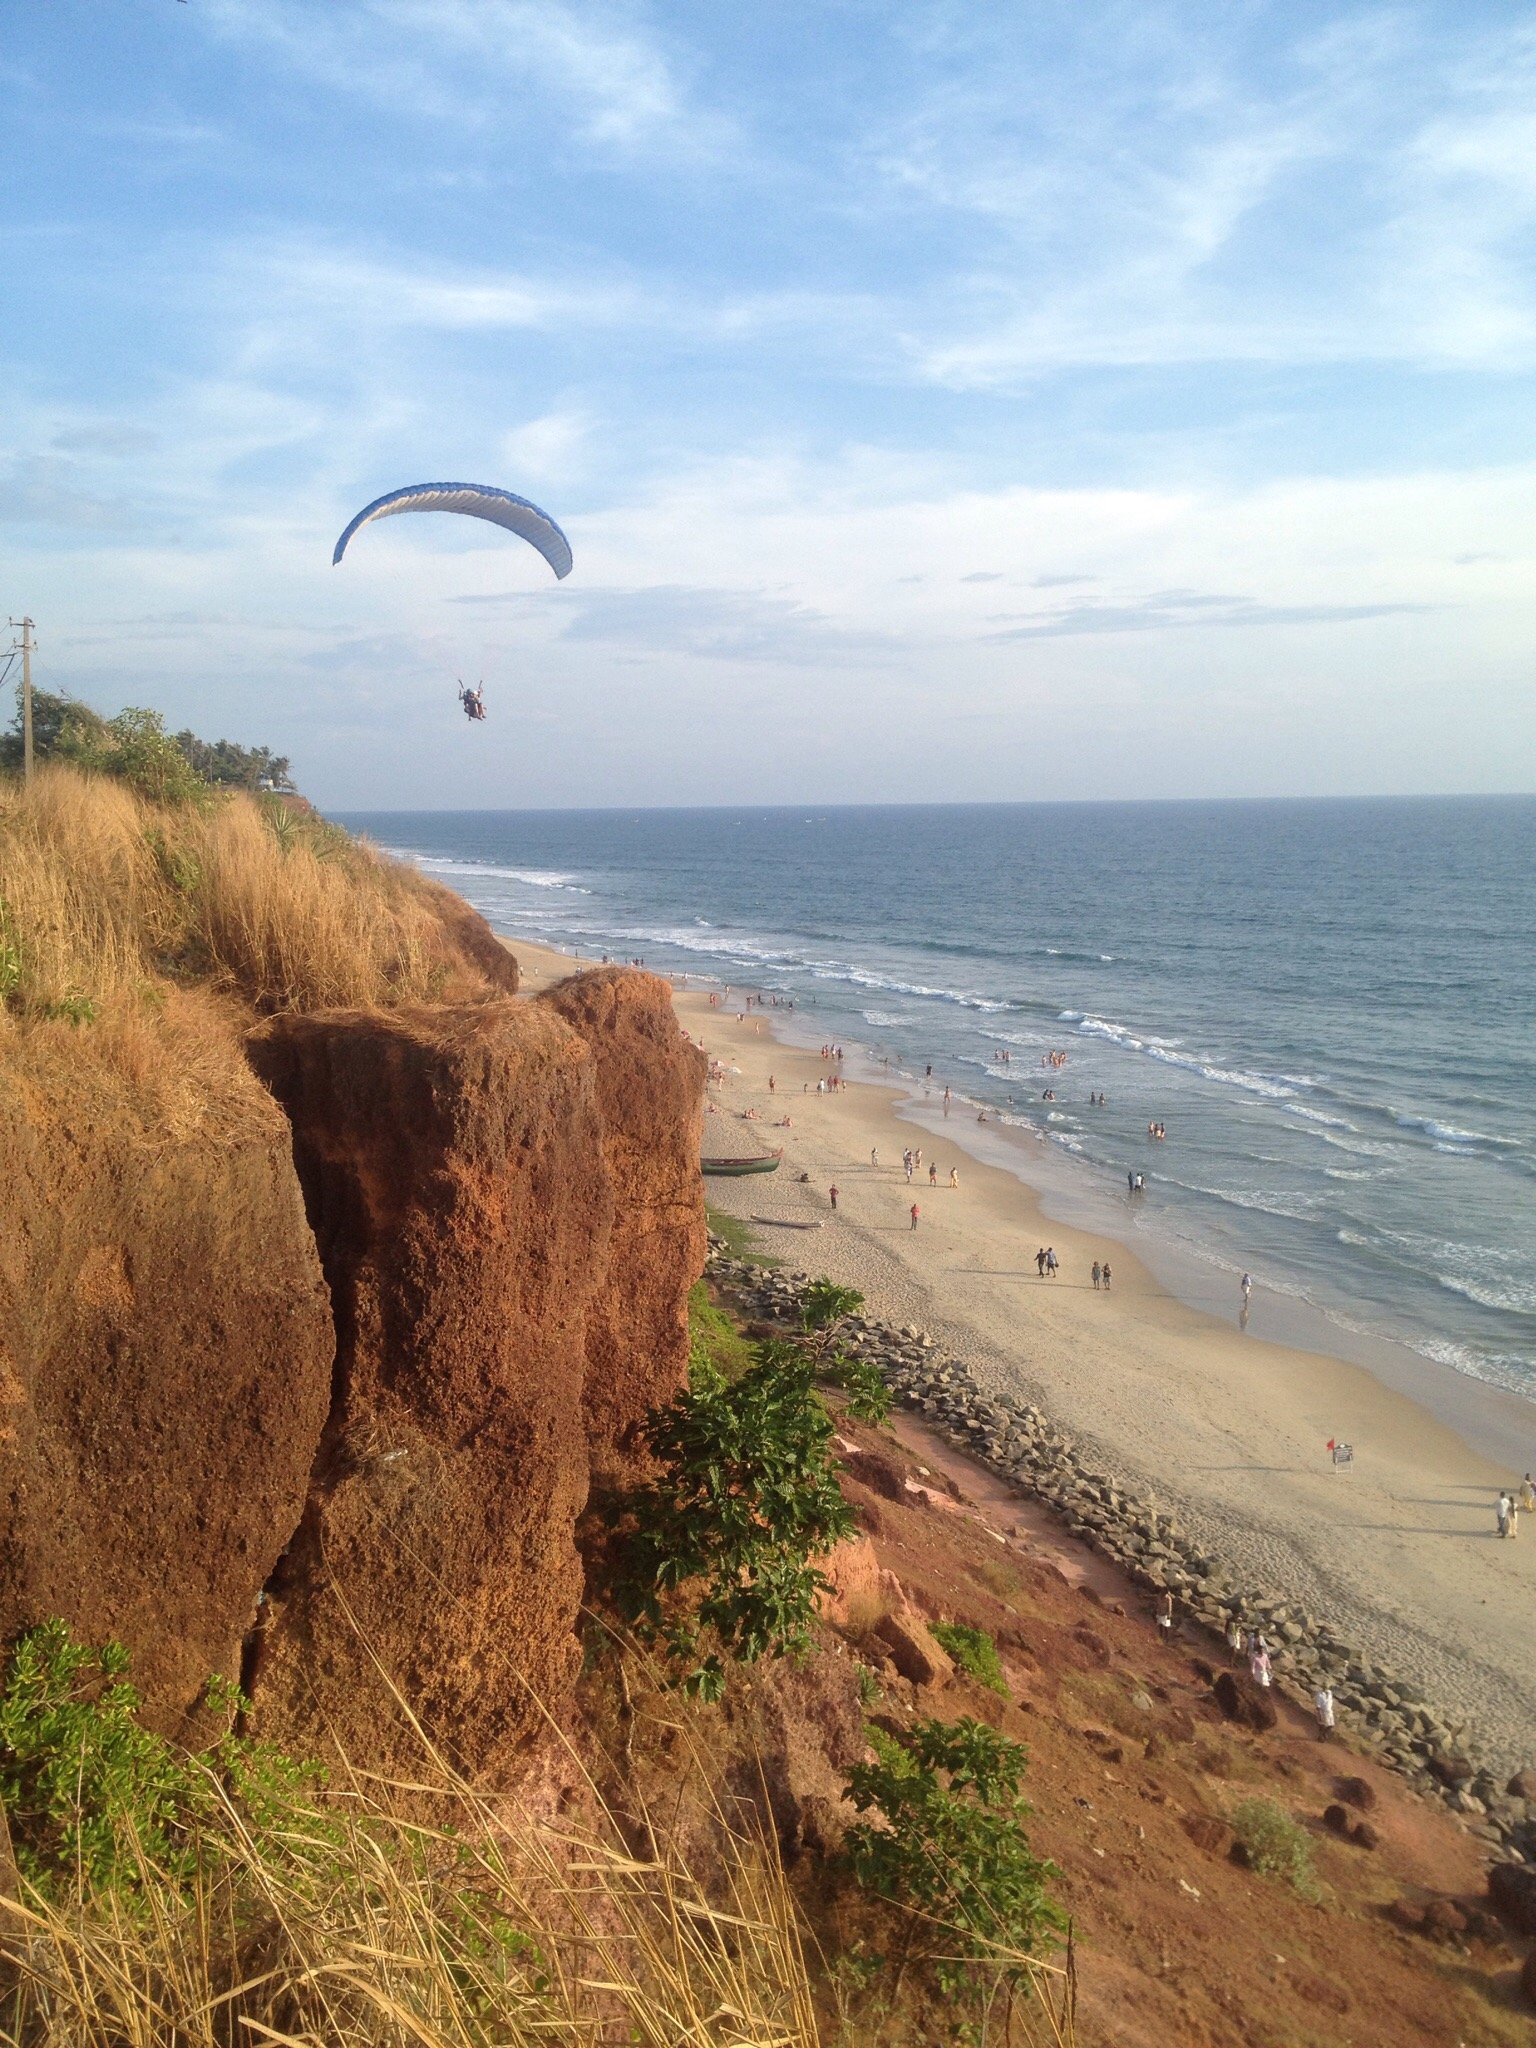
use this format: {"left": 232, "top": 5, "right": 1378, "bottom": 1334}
{"left": 749, "top": 1214, "right": 824, "bottom": 1230}
{"left": 700, "top": 1150, "right": 783, "bottom": 1177}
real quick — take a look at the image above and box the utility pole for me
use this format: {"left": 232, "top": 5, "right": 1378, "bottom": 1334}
{"left": 7, "top": 618, "right": 35, "bottom": 783}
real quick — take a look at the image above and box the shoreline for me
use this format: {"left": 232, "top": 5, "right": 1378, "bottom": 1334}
{"left": 513, "top": 936, "right": 1536, "bottom": 1776}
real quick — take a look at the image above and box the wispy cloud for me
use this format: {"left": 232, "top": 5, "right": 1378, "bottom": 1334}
{"left": 876, "top": 13, "right": 1536, "bottom": 380}
{"left": 201, "top": 0, "right": 719, "bottom": 153}
{"left": 986, "top": 592, "right": 1434, "bottom": 640}
{"left": 540, "top": 585, "right": 900, "bottom": 667}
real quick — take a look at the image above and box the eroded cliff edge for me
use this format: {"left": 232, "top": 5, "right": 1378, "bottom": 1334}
{"left": 0, "top": 773, "right": 705, "bottom": 1776}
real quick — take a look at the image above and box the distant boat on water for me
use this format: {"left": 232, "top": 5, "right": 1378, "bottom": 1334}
{"left": 700, "top": 1149, "right": 783, "bottom": 1177}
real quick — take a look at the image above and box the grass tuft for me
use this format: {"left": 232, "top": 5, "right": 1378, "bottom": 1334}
{"left": 931, "top": 1623, "right": 1010, "bottom": 1697}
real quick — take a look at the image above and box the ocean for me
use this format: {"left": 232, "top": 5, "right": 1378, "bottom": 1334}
{"left": 338, "top": 798, "right": 1536, "bottom": 1406}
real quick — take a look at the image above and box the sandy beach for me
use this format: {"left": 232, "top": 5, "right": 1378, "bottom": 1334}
{"left": 514, "top": 938, "right": 1536, "bottom": 1775}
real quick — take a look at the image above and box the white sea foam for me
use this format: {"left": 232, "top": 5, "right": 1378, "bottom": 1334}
{"left": 1394, "top": 1113, "right": 1519, "bottom": 1148}
{"left": 1287, "top": 1104, "right": 1357, "bottom": 1131}
{"left": 1068, "top": 1015, "right": 1300, "bottom": 1099}
{"left": 395, "top": 852, "right": 592, "bottom": 893}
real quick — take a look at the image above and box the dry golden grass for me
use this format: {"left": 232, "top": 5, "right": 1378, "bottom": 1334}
{"left": 0, "top": 1730, "right": 1074, "bottom": 2048}
{"left": 0, "top": 766, "right": 506, "bottom": 1135}
{"left": 0, "top": 1757, "right": 823, "bottom": 2048}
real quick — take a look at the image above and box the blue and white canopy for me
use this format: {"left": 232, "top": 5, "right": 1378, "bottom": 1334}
{"left": 332, "top": 482, "right": 573, "bottom": 579}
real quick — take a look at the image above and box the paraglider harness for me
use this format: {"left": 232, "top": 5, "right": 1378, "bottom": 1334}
{"left": 457, "top": 680, "right": 487, "bottom": 723}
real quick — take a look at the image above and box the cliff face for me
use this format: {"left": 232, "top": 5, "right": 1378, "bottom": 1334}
{"left": 0, "top": 1052, "right": 334, "bottom": 1735}
{"left": 243, "top": 998, "right": 612, "bottom": 1774}
{"left": 541, "top": 969, "right": 706, "bottom": 1483}
{"left": 242, "top": 969, "right": 704, "bottom": 1779}
{"left": 0, "top": 769, "right": 706, "bottom": 1775}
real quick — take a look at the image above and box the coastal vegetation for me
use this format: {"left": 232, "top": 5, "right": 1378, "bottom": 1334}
{"left": 620, "top": 1281, "right": 887, "bottom": 1699}
{"left": 930, "top": 1623, "right": 1010, "bottom": 1698}
{"left": 844, "top": 1718, "right": 1061, "bottom": 2001}
{"left": 2, "top": 687, "right": 294, "bottom": 794}
{"left": 0, "top": 1625, "right": 822, "bottom": 2048}
{"left": 0, "top": 763, "right": 503, "bottom": 1039}
{"left": 1230, "top": 1797, "right": 1324, "bottom": 1903}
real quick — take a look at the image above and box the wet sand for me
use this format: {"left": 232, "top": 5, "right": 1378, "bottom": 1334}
{"left": 516, "top": 938, "right": 1536, "bottom": 1775}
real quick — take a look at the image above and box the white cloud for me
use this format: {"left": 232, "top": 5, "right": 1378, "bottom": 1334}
{"left": 500, "top": 410, "right": 593, "bottom": 480}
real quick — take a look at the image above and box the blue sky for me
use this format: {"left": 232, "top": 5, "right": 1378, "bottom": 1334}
{"left": 4, "top": 0, "right": 1535, "bottom": 805}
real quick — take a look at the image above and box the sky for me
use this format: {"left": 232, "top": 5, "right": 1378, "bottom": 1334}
{"left": 4, "top": 0, "right": 1535, "bottom": 808}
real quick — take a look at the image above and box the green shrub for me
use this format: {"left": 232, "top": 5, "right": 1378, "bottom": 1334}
{"left": 1231, "top": 1797, "right": 1322, "bottom": 1901}
{"left": 844, "top": 1717, "right": 1061, "bottom": 1999}
{"left": 792, "top": 1279, "right": 890, "bottom": 1425}
{"left": 0, "top": 1619, "right": 323, "bottom": 1903}
{"left": 58, "top": 707, "right": 210, "bottom": 807}
{"left": 930, "top": 1622, "right": 1009, "bottom": 1697}
{"left": 621, "top": 1345, "right": 864, "bottom": 1700}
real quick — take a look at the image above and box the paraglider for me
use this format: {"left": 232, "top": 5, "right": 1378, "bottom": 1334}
{"left": 331, "top": 481, "right": 572, "bottom": 579}
{"left": 457, "top": 680, "right": 486, "bottom": 723}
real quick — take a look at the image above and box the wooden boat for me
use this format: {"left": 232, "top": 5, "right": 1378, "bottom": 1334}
{"left": 749, "top": 1214, "right": 824, "bottom": 1230}
{"left": 700, "top": 1149, "right": 783, "bottom": 1178}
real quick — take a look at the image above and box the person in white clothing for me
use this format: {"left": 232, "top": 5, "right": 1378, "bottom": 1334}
{"left": 1313, "top": 1686, "right": 1336, "bottom": 1740}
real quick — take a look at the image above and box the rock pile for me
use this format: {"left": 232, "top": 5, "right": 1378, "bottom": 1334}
{"left": 707, "top": 1238, "right": 1536, "bottom": 1869}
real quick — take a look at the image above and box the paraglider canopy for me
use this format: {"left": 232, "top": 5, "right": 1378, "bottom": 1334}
{"left": 332, "top": 482, "right": 573, "bottom": 579}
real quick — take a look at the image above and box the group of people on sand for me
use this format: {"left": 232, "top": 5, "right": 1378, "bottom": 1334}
{"left": 1497, "top": 1475, "right": 1536, "bottom": 1538}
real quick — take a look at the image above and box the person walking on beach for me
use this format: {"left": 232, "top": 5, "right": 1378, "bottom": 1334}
{"left": 1156, "top": 1590, "right": 1174, "bottom": 1638}
{"left": 948, "top": 1165, "right": 959, "bottom": 1189}
{"left": 1226, "top": 1617, "right": 1245, "bottom": 1665}
{"left": 943, "top": 1087, "right": 951, "bottom": 1117}
{"left": 1313, "top": 1685, "right": 1336, "bottom": 1741}
{"left": 1522, "top": 1473, "right": 1536, "bottom": 1514}
{"left": 910, "top": 1203, "right": 920, "bottom": 1231}
{"left": 1036, "top": 1247, "right": 1047, "bottom": 1277}
{"left": 1046, "top": 1247, "right": 1059, "bottom": 1278}
{"left": 904, "top": 1149, "right": 914, "bottom": 1183}
{"left": 829, "top": 1184, "right": 839, "bottom": 1211}
{"left": 1241, "top": 1271, "right": 1253, "bottom": 1308}
{"left": 1498, "top": 1491, "right": 1513, "bottom": 1538}
{"left": 1251, "top": 1645, "right": 1273, "bottom": 1689}
{"left": 870, "top": 1147, "right": 878, "bottom": 1169}
{"left": 1091, "top": 1260, "right": 1102, "bottom": 1290}
{"left": 929, "top": 1162, "right": 938, "bottom": 1186}
{"left": 1100, "top": 1260, "right": 1111, "bottom": 1291}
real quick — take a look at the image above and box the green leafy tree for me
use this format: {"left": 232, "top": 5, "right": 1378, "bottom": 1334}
{"left": 0, "top": 687, "right": 106, "bottom": 772}
{"left": 794, "top": 1278, "right": 890, "bottom": 1423}
{"left": 174, "top": 730, "right": 294, "bottom": 791}
{"left": 844, "top": 1717, "right": 1061, "bottom": 1998}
